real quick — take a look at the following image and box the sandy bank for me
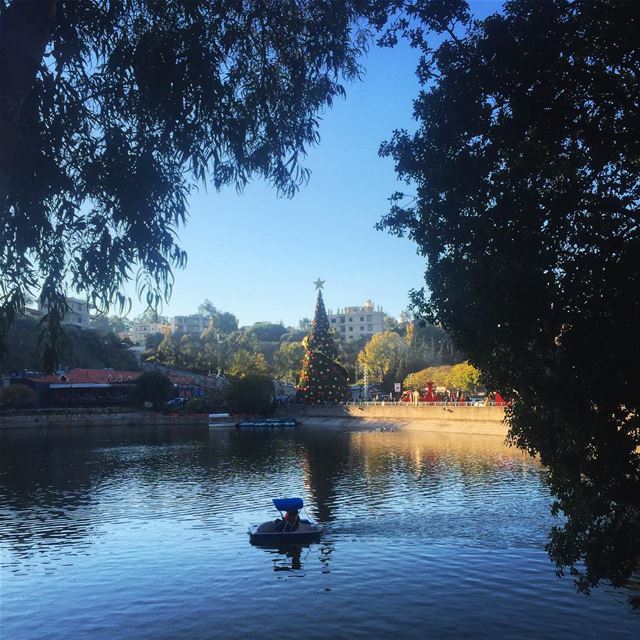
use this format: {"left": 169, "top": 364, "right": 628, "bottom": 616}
{"left": 279, "top": 404, "right": 508, "bottom": 437}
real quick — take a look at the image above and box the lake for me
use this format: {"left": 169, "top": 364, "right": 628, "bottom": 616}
{"left": 0, "top": 425, "right": 638, "bottom": 639}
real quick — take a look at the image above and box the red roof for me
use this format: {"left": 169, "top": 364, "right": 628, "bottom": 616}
{"left": 29, "top": 368, "right": 142, "bottom": 385}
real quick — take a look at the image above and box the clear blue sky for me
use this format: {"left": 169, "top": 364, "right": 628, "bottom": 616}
{"left": 125, "top": 1, "right": 502, "bottom": 328}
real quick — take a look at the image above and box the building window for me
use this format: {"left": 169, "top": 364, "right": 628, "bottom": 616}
{"left": 348, "top": 317, "right": 353, "bottom": 322}
{"left": 360, "top": 326, "right": 364, "bottom": 331}
{"left": 340, "top": 318, "right": 345, "bottom": 323}
{"left": 367, "top": 315, "right": 372, "bottom": 321}
{"left": 349, "top": 327, "right": 353, "bottom": 332}
{"left": 360, "top": 316, "right": 364, "bottom": 321}
{"left": 340, "top": 326, "right": 345, "bottom": 331}
{"left": 367, "top": 324, "right": 373, "bottom": 331}
{"left": 331, "top": 318, "right": 336, "bottom": 323}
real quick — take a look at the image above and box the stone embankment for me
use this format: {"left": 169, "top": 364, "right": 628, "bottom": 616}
{"left": 0, "top": 404, "right": 507, "bottom": 436}
{"left": 0, "top": 410, "right": 206, "bottom": 429}
{"left": 278, "top": 403, "right": 508, "bottom": 436}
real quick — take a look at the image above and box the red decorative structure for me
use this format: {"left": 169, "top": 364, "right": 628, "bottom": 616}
{"left": 494, "top": 392, "right": 506, "bottom": 406}
{"left": 420, "top": 381, "right": 437, "bottom": 403}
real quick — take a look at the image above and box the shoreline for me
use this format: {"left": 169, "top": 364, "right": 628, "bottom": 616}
{"left": 277, "top": 403, "right": 508, "bottom": 436}
{"left": 0, "top": 410, "right": 206, "bottom": 430}
{"left": 0, "top": 404, "right": 507, "bottom": 436}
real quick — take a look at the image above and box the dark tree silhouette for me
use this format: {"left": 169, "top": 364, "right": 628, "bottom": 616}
{"left": 132, "top": 371, "right": 172, "bottom": 407}
{"left": 379, "top": 0, "right": 640, "bottom": 596}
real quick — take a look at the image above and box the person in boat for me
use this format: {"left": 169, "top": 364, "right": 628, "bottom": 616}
{"left": 275, "top": 508, "right": 300, "bottom": 532}
{"left": 284, "top": 508, "right": 300, "bottom": 531}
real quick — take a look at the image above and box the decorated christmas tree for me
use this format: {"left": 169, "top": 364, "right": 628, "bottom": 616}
{"left": 296, "top": 280, "right": 349, "bottom": 404}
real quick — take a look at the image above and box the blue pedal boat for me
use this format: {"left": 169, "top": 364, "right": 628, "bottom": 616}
{"left": 236, "top": 418, "right": 300, "bottom": 428}
{"left": 248, "top": 498, "right": 322, "bottom": 545}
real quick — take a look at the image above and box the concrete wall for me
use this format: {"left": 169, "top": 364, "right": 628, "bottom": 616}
{"left": 279, "top": 404, "right": 508, "bottom": 436}
{"left": 0, "top": 411, "right": 207, "bottom": 430}
{"left": 282, "top": 403, "right": 504, "bottom": 421}
{"left": 1, "top": 404, "right": 508, "bottom": 437}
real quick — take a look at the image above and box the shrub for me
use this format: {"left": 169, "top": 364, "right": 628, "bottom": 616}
{"left": 227, "top": 375, "right": 273, "bottom": 416}
{"left": 184, "top": 394, "right": 228, "bottom": 414}
{"left": 131, "top": 372, "right": 172, "bottom": 408}
{"left": 0, "top": 384, "right": 37, "bottom": 409}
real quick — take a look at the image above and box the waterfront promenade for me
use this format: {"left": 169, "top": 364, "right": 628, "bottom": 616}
{"left": 0, "top": 403, "right": 507, "bottom": 436}
{"left": 278, "top": 403, "right": 507, "bottom": 436}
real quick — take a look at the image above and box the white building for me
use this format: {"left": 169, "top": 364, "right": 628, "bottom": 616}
{"left": 327, "top": 300, "right": 386, "bottom": 342}
{"left": 38, "top": 297, "right": 90, "bottom": 329}
{"left": 170, "top": 314, "right": 209, "bottom": 336}
{"left": 129, "top": 322, "right": 169, "bottom": 346}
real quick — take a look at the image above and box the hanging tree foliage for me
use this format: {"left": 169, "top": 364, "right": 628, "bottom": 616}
{"left": 0, "top": 0, "right": 392, "bottom": 368}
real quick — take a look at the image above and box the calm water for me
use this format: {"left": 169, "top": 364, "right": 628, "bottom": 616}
{"left": 0, "top": 425, "right": 637, "bottom": 639}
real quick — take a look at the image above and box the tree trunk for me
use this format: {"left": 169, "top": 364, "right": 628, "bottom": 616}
{"left": 0, "top": 0, "right": 56, "bottom": 208}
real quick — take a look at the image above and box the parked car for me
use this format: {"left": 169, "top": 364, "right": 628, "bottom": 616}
{"left": 165, "top": 397, "right": 188, "bottom": 407}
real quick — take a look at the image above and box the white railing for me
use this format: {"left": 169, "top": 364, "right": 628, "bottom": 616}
{"left": 340, "top": 400, "right": 502, "bottom": 407}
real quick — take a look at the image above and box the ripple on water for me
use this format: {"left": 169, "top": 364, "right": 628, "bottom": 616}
{"left": 0, "top": 426, "right": 637, "bottom": 640}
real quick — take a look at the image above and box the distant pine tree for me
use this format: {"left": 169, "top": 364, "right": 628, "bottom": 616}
{"left": 296, "top": 289, "right": 348, "bottom": 404}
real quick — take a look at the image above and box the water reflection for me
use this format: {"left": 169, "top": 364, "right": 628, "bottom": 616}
{"left": 2, "top": 425, "right": 638, "bottom": 640}
{"left": 251, "top": 541, "right": 335, "bottom": 578}
{"left": 299, "top": 430, "right": 352, "bottom": 523}
{"left": 0, "top": 426, "right": 545, "bottom": 561}
{"left": 255, "top": 544, "right": 307, "bottom": 573}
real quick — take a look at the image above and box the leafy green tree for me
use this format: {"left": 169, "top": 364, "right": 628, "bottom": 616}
{"left": 131, "top": 371, "right": 172, "bottom": 408}
{"left": 214, "top": 312, "right": 239, "bottom": 336}
{"left": 145, "top": 332, "right": 164, "bottom": 350}
{"left": 133, "top": 309, "right": 168, "bottom": 325}
{"left": 198, "top": 300, "right": 238, "bottom": 334}
{"left": 198, "top": 300, "right": 218, "bottom": 319}
{"left": 404, "top": 322, "right": 462, "bottom": 368}
{"left": 280, "top": 329, "right": 307, "bottom": 343}
{"left": 229, "top": 349, "right": 269, "bottom": 378}
{"left": 0, "top": 317, "right": 137, "bottom": 371}
{"left": 108, "top": 316, "right": 129, "bottom": 335}
{"left": 446, "top": 362, "right": 481, "bottom": 393}
{"left": 89, "top": 315, "right": 111, "bottom": 333}
{"left": 184, "top": 388, "right": 228, "bottom": 414}
{"left": 213, "top": 330, "right": 260, "bottom": 373}
{"left": 91, "top": 314, "right": 129, "bottom": 334}
{"left": 403, "top": 366, "right": 451, "bottom": 392}
{"left": 199, "top": 326, "right": 221, "bottom": 374}
{"left": 176, "top": 334, "right": 198, "bottom": 369}
{"left": 247, "top": 322, "right": 287, "bottom": 343}
{"left": 0, "top": 384, "right": 37, "bottom": 409}
{"left": 274, "top": 342, "right": 305, "bottom": 384}
{"left": 227, "top": 374, "right": 273, "bottom": 416}
{"left": 157, "top": 332, "right": 180, "bottom": 368}
{"left": 0, "top": 0, "right": 391, "bottom": 365}
{"left": 380, "top": 0, "right": 640, "bottom": 595}
{"left": 358, "top": 331, "right": 408, "bottom": 391}
{"left": 383, "top": 315, "right": 403, "bottom": 334}
{"left": 338, "top": 335, "right": 368, "bottom": 384}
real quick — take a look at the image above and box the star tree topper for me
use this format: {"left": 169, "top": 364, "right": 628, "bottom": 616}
{"left": 314, "top": 278, "right": 325, "bottom": 290}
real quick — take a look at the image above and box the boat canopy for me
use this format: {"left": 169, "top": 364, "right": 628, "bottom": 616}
{"left": 273, "top": 498, "right": 303, "bottom": 512}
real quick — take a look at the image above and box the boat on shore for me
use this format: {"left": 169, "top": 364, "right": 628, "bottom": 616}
{"left": 236, "top": 418, "right": 300, "bottom": 428}
{"left": 208, "top": 412, "right": 235, "bottom": 427}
